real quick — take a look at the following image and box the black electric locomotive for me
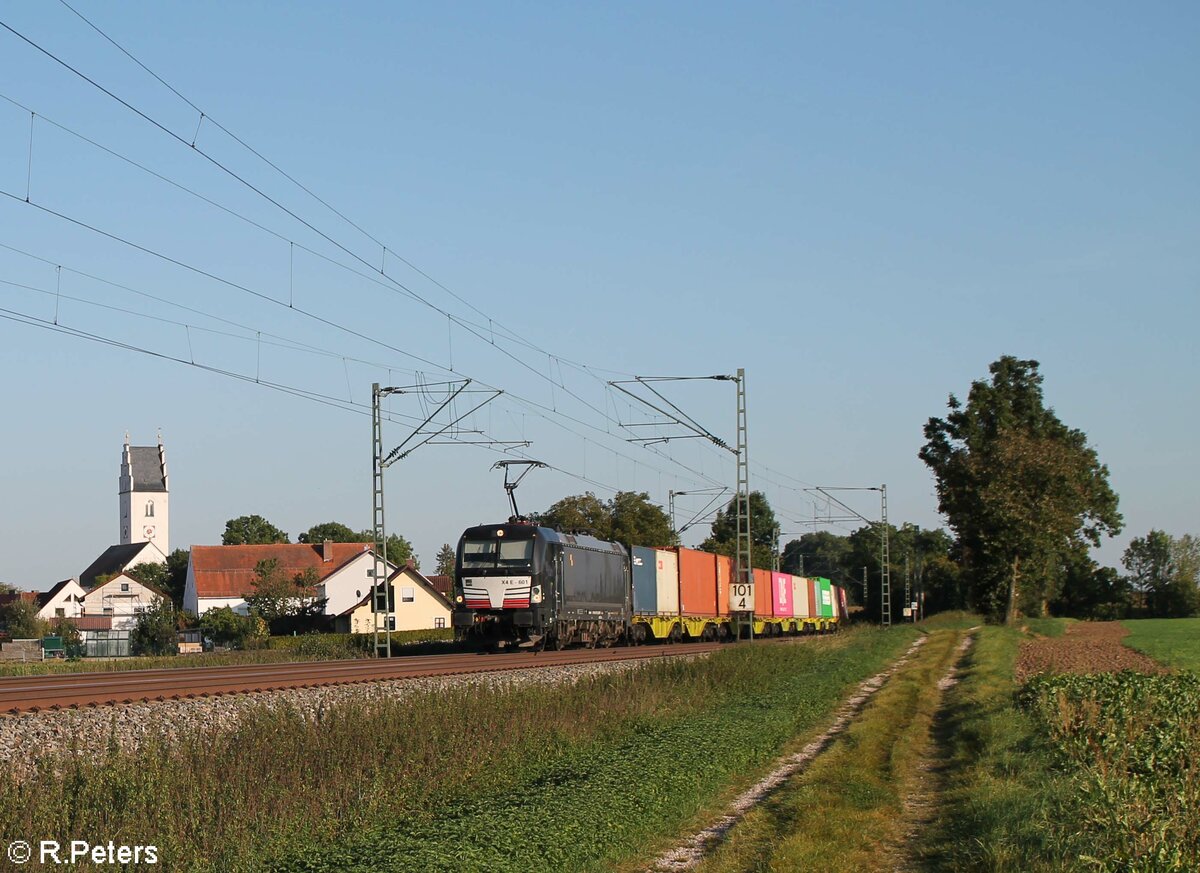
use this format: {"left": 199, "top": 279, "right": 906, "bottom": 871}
{"left": 452, "top": 521, "right": 631, "bottom": 649}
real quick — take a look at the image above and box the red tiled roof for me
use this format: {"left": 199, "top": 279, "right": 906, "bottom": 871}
{"left": 74, "top": 615, "right": 113, "bottom": 631}
{"left": 190, "top": 543, "right": 372, "bottom": 599}
{"left": 426, "top": 575, "right": 453, "bottom": 597}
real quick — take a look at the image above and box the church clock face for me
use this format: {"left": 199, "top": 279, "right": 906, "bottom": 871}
{"left": 144, "top": 525, "right": 156, "bottom": 539}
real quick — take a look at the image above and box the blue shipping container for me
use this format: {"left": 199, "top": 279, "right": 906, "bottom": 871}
{"left": 631, "top": 545, "right": 658, "bottom": 614}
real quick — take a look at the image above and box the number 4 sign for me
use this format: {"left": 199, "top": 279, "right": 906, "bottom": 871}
{"left": 730, "top": 583, "right": 754, "bottom": 611}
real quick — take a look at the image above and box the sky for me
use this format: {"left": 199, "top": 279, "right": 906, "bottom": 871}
{"left": 0, "top": 1, "right": 1196, "bottom": 589}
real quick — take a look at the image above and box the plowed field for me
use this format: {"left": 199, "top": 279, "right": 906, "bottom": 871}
{"left": 1015, "top": 621, "right": 1165, "bottom": 681}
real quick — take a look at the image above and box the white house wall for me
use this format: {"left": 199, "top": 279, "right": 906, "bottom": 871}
{"left": 319, "top": 553, "right": 395, "bottom": 618}
{"left": 36, "top": 581, "right": 87, "bottom": 621}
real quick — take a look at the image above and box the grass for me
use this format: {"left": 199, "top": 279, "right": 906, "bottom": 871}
{"left": 1121, "top": 617, "right": 1200, "bottom": 669}
{"left": 0, "top": 628, "right": 919, "bottom": 872}
{"left": 692, "top": 627, "right": 967, "bottom": 873}
{"left": 0, "top": 629, "right": 454, "bottom": 676}
{"left": 1022, "top": 617, "right": 1072, "bottom": 637}
{"left": 920, "top": 624, "right": 1078, "bottom": 872}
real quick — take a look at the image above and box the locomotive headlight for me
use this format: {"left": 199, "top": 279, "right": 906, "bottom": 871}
{"left": 456, "top": 594, "right": 464, "bottom": 603}
{"left": 531, "top": 585, "right": 543, "bottom": 604}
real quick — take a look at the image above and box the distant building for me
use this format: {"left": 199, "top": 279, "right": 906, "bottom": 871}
{"left": 119, "top": 433, "right": 169, "bottom": 558}
{"left": 334, "top": 564, "right": 453, "bottom": 634}
{"left": 81, "top": 572, "right": 166, "bottom": 631}
{"left": 184, "top": 541, "right": 388, "bottom": 616}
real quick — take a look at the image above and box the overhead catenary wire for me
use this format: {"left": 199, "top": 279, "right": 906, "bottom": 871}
{"left": 0, "top": 10, "right": 786, "bottom": 511}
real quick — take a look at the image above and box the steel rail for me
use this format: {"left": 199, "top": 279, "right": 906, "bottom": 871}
{"left": 0, "top": 642, "right": 738, "bottom": 715}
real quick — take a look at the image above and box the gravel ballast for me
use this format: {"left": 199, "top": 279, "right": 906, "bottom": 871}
{"left": 0, "top": 654, "right": 706, "bottom": 780}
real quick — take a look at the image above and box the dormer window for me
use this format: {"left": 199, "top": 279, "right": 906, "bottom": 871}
{"left": 145, "top": 500, "right": 155, "bottom": 518}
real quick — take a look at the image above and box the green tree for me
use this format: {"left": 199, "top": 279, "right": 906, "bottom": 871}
{"left": 52, "top": 617, "right": 83, "bottom": 657}
{"left": 700, "top": 491, "right": 778, "bottom": 571}
{"left": 538, "top": 491, "right": 676, "bottom": 547}
{"left": 539, "top": 493, "right": 611, "bottom": 537}
{"left": 222, "top": 514, "right": 289, "bottom": 545}
{"left": 780, "top": 531, "right": 852, "bottom": 577}
{"left": 1123, "top": 530, "right": 1200, "bottom": 618}
{"left": 199, "top": 606, "right": 258, "bottom": 648}
{"left": 125, "top": 549, "right": 191, "bottom": 609}
{"left": 298, "top": 521, "right": 359, "bottom": 544}
{"left": 609, "top": 491, "right": 676, "bottom": 547}
{"left": 0, "top": 598, "right": 45, "bottom": 639}
{"left": 920, "top": 356, "right": 1122, "bottom": 623}
{"left": 436, "top": 543, "right": 456, "bottom": 578}
{"left": 1050, "top": 544, "right": 1129, "bottom": 620}
{"left": 131, "top": 599, "right": 179, "bottom": 656}
{"left": 244, "top": 559, "right": 301, "bottom": 627}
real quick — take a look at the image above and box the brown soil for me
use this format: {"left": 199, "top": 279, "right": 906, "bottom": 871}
{"left": 1015, "top": 621, "right": 1165, "bottom": 682}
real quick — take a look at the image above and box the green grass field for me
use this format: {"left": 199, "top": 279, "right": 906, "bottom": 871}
{"left": 1121, "top": 617, "right": 1200, "bottom": 669}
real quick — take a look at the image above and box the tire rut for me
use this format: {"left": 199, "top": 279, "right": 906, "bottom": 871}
{"left": 644, "top": 635, "right": 929, "bottom": 872}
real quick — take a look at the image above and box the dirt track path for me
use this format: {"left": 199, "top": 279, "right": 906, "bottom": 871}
{"left": 878, "top": 632, "right": 976, "bottom": 873}
{"left": 1014, "top": 621, "right": 1165, "bottom": 682}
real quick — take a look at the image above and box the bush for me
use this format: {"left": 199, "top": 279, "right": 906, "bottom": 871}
{"left": 131, "top": 600, "right": 179, "bottom": 656}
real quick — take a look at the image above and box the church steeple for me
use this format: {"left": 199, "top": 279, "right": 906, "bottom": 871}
{"left": 119, "top": 433, "right": 169, "bottom": 558}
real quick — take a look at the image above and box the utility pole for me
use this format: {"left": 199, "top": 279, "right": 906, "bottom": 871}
{"left": 734, "top": 368, "right": 753, "bottom": 641}
{"left": 905, "top": 553, "right": 912, "bottom": 623}
{"left": 610, "top": 370, "right": 752, "bottom": 640}
{"left": 371, "top": 380, "right": 503, "bottom": 658}
{"left": 880, "top": 484, "right": 890, "bottom": 628}
{"left": 806, "top": 484, "right": 891, "bottom": 628}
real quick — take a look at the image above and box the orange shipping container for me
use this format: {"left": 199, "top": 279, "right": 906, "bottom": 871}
{"left": 716, "top": 555, "right": 733, "bottom": 616}
{"left": 753, "top": 568, "right": 772, "bottom": 616}
{"left": 806, "top": 577, "right": 818, "bottom": 619}
{"left": 677, "top": 548, "right": 718, "bottom": 616}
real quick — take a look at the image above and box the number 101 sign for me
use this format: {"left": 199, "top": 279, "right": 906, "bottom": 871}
{"left": 729, "top": 583, "right": 754, "bottom": 611}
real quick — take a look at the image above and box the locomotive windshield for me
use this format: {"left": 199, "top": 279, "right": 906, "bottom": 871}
{"left": 460, "top": 538, "right": 535, "bottom": 569}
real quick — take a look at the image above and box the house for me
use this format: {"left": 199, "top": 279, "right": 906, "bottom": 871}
{"left": 33, "top": 579, "right": 88, "bottom": 622}
{"left": 425, "top": 575, "right": 454, "bottom": 599}
{"left": 184, "top": 541, "right": 392, "bottom": 617}
{"left": 334, "top": 564, "right": 453, "bottom": 634}
{"left": 81, "top": 572, "right": 166, "bottom": 631}
{"left": 79, "top": 542, "right": 164, "bottom": 589}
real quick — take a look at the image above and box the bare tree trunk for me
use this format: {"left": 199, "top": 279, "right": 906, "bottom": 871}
{"left": 1006, "top": 554, "right": 1021, "bottom": 625}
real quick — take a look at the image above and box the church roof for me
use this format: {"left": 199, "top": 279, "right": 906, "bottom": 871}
{"left": 189, "top": 543, "right": 372, "bottom": 599}
{"left": 80, "top": 542, "right": 155, "bottom": 588}
{"left": 129, "top": 446, "right": 167, "bottom": 492}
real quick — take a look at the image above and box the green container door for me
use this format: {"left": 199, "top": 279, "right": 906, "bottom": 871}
{"left": 816, "top": 578, "right": 835, "bottom": 618}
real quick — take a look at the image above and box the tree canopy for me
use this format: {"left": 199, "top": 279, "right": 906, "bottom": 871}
{"left": 297, "top": 521, "right": 358, "bottom": 544}
{"left": 699, "top": 491, "right": 778, "bottom": 571}
{"left": 435, "top": 543, "right": 456, "bottom": 578}
{"left": 539, "top": 491, "right": 676, "bottom": 547}
{"left": 222, "top": 515, "right": 289, "bottom": 545}
{"left": 125, "top": 548, "right": 191, "bottom": 608}
{"left": 1123, "top": 530, "right": 1199, "bottom": 618}
{"left": 920, "top": 356, "right": 1122, "bottom": 622}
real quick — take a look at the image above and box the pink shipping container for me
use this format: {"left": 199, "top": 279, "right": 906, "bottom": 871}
{"left": 837, "top": 586, "right": 849, "bottom": 619}
{"left": 716, "top": 555, "right": 733, "bottom": 617}
{"left": 771, "top": 572, "right": 793, "bottom": 618}
{"left": 677, "top": 548, "right": 718, "bottom": 616}
{"left": 792, "top": 575, "right": 813, "bottom": 619}
{"left": 753, "top": 568, "right": 772, "bottom": 616}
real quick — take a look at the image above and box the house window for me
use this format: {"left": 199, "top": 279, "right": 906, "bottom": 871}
{"left": 434, "top": 617, "right": 445, "bottom": 629}
{"left": 121, "top": 583, "right": 130, "bottom": 592}
{"left": 55, "top": 608, "right": 65, "bottom": 618}
{"left": 145, "top": 500, "right": 155, "bottom": 518}
{"left": 103, "top": 608, "right": 114, "bottom": 616}
{"left": 401, "top": 587, "right": 415, "bottom": 603}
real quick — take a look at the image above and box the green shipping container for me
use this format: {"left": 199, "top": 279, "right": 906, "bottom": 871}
{"left": 815, "top": 578, "right": 835, "bottom": 619}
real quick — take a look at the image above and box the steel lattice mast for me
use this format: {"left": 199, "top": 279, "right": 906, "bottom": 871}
{"left": 734, "top": 368, "right": 753, "bottom": 640}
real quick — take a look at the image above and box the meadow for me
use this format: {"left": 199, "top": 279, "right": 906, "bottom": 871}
{"left": 0, "top": 628, "right": 916, "bottom": 872}
{"left": 1121, "top": 617, "right": 1200, "bottom": 669}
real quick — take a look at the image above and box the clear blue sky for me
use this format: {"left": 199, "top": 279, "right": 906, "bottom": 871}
{"left": 0, "top": 1, "right": 1196, "bottom": 588}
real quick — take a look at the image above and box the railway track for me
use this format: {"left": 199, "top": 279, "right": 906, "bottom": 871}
{"left": 0, "top": 642, "right": 729, "bottom": 715}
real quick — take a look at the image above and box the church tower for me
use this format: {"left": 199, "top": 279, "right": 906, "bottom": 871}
{"left": 119, "top": 432, "right": 169, "bottom": 558}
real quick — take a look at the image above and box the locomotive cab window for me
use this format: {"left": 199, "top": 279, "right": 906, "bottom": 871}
{"left": 460, "top": 538, "right": 534, "bottom": 569}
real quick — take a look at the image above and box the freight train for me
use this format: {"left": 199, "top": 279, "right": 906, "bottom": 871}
{"left": 451, "top": 521, "right": 848, "bottom": 649}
